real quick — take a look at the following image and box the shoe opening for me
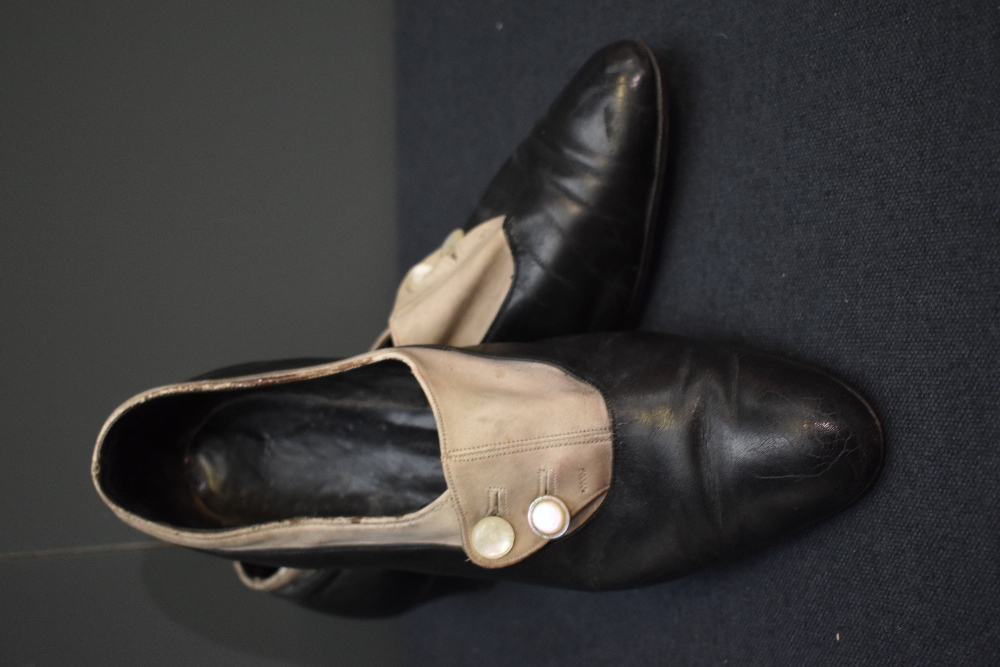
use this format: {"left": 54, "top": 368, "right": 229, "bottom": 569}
{"left": 95, "top": 360, "right": 445, "bottom": 529}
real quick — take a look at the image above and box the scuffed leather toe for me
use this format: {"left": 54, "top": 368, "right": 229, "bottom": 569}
{"left": 719, "top": 356, "right": 885, "bottom": 546}
{"left": 465, "top": 41, "right": 667, "bottom": 342}
{"left": 533, "top": 40, "right": 663, "bottom": 195}
{"left": 469, "top": 41, "right": 662, "bottom": 225}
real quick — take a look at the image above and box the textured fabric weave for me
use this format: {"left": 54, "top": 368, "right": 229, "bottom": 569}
{"left": 397, "top": 1, "right": 1000, "bottom": 664}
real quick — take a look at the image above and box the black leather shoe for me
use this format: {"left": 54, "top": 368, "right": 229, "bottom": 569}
{"left": 377, "top": 39, "right": 667, "bottom": 349}
{"left": 234, "top": 38, "right": 669, "bottom": 612}
{"left": 92, "top": 333, "right": 884, "bottom": 591}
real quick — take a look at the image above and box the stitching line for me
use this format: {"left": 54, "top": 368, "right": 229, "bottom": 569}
{"left": 448, "top": 436, "right": 613, "bottom": 462}
{"left": 448, "top": 433, "right": 610, "bottom": 459}
{"left": 448, "top": 427, "right": 608, "bottom": 453}
{"left": 399, "top": 350, "right": 486, "bottom": 564}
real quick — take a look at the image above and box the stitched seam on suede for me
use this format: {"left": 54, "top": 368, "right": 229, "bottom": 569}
{"left": 448, "top": 435, "right": 613, "bottom": 462}
{"left": 448, "top": 427, "right": 609, "bottom": 453}
{"left": 448, "top": 434, "right": 611, "bottom": 460}
{"left": 398, "top": 347, "right": 615, "bottom": 569}
{"left": 486, "top": 486, "right": 507, "bottom": 516}
{"left": 403, "top": 356, "right": 470, "bottom": 535}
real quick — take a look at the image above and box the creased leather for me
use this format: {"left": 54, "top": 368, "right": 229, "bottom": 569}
{"left": 390, "top": 41, "right": 666, "bottom": 348}
{"left": 467, "top": 41, "right": 667, "bottom": 341}
{"left": 293, "top": 39, "right": 667, "bottom": 611}
{"left": 476, "top": 333, "right": 886, "bottom": 589}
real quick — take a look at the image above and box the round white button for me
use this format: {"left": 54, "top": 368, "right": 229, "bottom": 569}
{"left": 528, "top": 495, "right": 570, "bottom": 539}
{"left": 470, "top": 516, "right": 515, "bottom": 559}
{"left": 405, "top": 262, "right": 435, "bottom": 291}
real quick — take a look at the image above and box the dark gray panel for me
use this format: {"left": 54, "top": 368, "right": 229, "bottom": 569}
{"left": 0, "top": 546, "right": 401, "bottom": 667}
{"left": 0, "top": 1, "right": 396, "bottom": 551}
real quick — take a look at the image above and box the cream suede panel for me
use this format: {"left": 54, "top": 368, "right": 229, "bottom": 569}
{"left": 399, "top": 347, "right": 614, "bottom": 569}
{"left": 388, "top": 216, "right": 513, "bottom": 347}
{"left": 92, "top": 347, "right": 612, "bottom": 569}
{"left": 233, "top": 563, "right": 315, "bottom": 592}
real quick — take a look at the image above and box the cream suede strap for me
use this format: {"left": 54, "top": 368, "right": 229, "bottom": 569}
{"left": 93, "top": 346, "right": 613, "bottom": 569}
{"left": 388, "top": 216, "right": 514, "bottom": 347}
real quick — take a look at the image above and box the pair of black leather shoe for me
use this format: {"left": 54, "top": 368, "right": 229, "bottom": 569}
{"left": 92, "top": 42, "right": 884, "bottom": 617}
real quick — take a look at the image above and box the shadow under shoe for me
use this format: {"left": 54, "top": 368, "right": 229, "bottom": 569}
{"left": 236, "top": 563, "right": 493, "bottom": 619}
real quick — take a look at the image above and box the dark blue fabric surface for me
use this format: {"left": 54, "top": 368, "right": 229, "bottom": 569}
{"left": 396, "top": 2, "right": 1000, "bottom": 664}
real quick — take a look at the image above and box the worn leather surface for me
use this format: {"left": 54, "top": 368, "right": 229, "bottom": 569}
{"left": 479, "top": 332, "right": 884, "bottom": 589}
{"left": 200, "top": 333, "right": 883, "bottom": 591}
{"left": 184, "top": 360, "right": 445, "bottom": 526}
{"left": 243, "top": 39, "right": 666, "bottom": 613}
{"left": 467, "top": 41, "right": 667, "bottom": 341}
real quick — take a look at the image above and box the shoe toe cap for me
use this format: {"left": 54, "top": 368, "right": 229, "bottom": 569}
{"left": 723, "top": 358, "right": 886, "bottom": 543}
{"left": 541, "top": 40, "right": 662, "bottom": 161}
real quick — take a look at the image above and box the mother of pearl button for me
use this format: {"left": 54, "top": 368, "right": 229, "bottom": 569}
{"left": 470, "top": 516, "right": 515, "bottom": 559}
{"left": 527, "top": 495, "right": 570, "bottom": 539}
{"left": 405, "top": 228, "right": 465, "bottom": 292}
{"left": 405, "top": 262, "right": 434, "bottom": 291}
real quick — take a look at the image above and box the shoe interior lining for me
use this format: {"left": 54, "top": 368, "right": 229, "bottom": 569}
{"left": 97, "top": 360, "right": 445, "bottom": 529}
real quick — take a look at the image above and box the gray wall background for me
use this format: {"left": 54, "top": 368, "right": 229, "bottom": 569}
{"left": 1, "top": 2, "right": 402, "bottom": 664}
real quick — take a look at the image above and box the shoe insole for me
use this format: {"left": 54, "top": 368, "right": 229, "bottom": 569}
{"left": 183, "top": 361, "right": 445, "bottom": 527}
